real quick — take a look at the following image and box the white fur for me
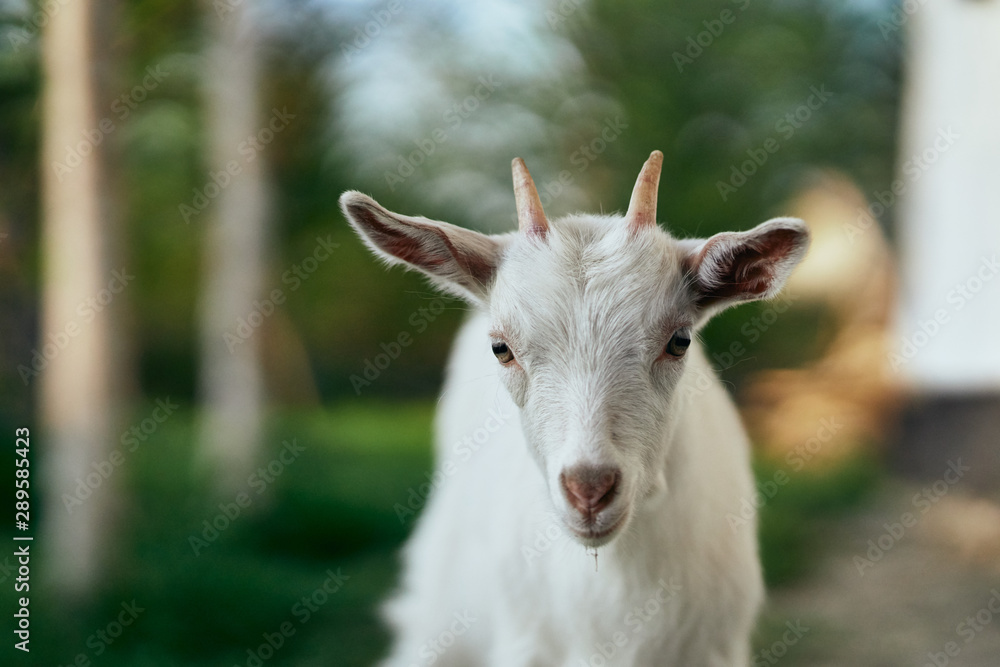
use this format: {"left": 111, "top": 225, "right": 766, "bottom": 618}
{"left": 342, "top": 196, "right": 809, "bottom": 666}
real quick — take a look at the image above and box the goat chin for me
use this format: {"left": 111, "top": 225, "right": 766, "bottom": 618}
{"left": 378, "top": 312, "right": 764, "bottom": 667}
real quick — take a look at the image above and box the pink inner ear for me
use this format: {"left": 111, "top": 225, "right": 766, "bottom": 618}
{"left": 348, "top": 202, "right": 448, "bottom": 271}
{"left": 452, "top": 244, "right": 498, "bottom": 286}
{"left": 348, "top": 200, "right": 497, "bottom": 287}
{"left": 693, "top": 227, "right": 801, "bottom": 304}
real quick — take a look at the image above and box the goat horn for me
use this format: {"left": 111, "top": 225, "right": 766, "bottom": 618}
{"left": 512, "top": 158, "right": 549, "bottom": 239}
{"left": 626, "top": 150, "right": 663, "bottom": 230}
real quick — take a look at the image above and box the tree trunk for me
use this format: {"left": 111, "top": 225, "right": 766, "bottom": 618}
{"left": 39, "top": 0, "right": 121, "bottom": 597}
{"left": 197, "top": 1, "right": 271, "bottom": 494}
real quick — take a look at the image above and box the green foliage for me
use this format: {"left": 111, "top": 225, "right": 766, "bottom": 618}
{"left": 0, "top": 2, "right": 900, "bottom": 665}
{"left": 0, "top": 402, "right": 436, "bottom": 666}
{"left": 577, "top": 0, "right": 900, "bottom": 241}
{"left": 0, "top": 402, "right": 880, "bottom": 664}
{"left": 0, "top": 0, "right": 903, "bottom": 405}
{"left": 755, "top": 453, "right": 881, "bottom": 586}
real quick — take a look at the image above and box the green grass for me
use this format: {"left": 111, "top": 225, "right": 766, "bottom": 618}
{"left": 0, "top": 401, "right": 880, "bottom": 666}
{"left": 755, "top": 454, "right": 880, "bottom": 586}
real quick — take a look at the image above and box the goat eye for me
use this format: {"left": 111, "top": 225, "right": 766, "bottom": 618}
{"left": 665, "top": 328, "right": 691, "bottom": 358}
{"left": 492, "top": 341, "right": 515, "bottom": 364}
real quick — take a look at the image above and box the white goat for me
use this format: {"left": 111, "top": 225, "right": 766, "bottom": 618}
{"left": 340, "top": 151, "right": 810, "bottom": 666}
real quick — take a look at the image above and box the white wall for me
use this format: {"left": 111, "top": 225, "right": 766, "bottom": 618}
{"left": 895, "top": 0, "right": 1000, "bottom": 392}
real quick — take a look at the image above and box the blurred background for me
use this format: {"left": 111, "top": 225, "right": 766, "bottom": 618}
{"left": 1, "top": 0, "right": 998, "bottom": 665}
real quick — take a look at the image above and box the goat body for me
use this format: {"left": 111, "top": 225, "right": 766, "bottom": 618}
{"left": 341, "top": 152, "right": 809, "bottom": 666}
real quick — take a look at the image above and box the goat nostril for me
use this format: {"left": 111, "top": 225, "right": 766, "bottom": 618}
{"left": 561, "top": 466, "right": 620, "bottom": 516}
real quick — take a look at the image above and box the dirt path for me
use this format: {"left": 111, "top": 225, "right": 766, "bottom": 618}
{"left": 756, "top": 479, "right": 1000, "bottom": 667}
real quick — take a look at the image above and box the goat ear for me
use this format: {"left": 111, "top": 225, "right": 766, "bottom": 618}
{"left": 340, "top": 191, "right": 505, "bottom": 305}
{"left": 683, "top": 217, "right": 810, "bottom": 317}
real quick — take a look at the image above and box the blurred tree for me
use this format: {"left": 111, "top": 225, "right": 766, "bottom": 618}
{"left": 196, "top": 0, "right": 273, "bottom": 494}
{"left": 6, "top": 0, "right": 906, "bottom": 414}
{"left": 575, "top": 0, "right": 899, "bottom": 238}
{"left": 0, "top": 16, "right": 40, "bottom": 431}
{"left": 322, "top": 0, "right": 901, "bottom": 398}
{"left": 39, "top": 0, "right": 125, "bottom": 597}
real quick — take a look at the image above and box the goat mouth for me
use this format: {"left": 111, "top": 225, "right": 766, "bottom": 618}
{"left": 569, "top": 509, "right": 629, "bottom": 546}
